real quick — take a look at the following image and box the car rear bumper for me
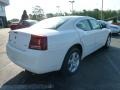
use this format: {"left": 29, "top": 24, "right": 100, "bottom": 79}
{"left": 6, "top": 44, "right": 60, "bottom": 74}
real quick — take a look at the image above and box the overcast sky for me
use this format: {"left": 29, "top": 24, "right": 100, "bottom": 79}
{"left": 5, "top": 0, "right": 120, "bottom": 20}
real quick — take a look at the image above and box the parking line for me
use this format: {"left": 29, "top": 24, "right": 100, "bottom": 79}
{"left": 106, "top": 55, "right": 120, "bottom": 75}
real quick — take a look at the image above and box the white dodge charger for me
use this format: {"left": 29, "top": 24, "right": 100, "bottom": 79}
{"left": 6, "top": 16, "right": 111, "bottom": 75}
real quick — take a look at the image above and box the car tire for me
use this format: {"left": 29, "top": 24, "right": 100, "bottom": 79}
{"left": 104, "top": 34, "right": 111, "bottom": 48}
{"left": 61, "top": 47, "right": 82, "bottom": 76}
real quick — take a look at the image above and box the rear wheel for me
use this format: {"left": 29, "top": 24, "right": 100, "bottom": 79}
{"left": 104, "top": 35, "right": 111, "bottom": 48}
{"left": 61, "top": 48, "right": 81, "bottom": 76}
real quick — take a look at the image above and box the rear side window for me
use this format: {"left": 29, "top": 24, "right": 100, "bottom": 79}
{"left": 89, "top": 19, "right": 101, "bottom": 30}
{"left": 76, "top": 20, "right": 91, "bottom": 31}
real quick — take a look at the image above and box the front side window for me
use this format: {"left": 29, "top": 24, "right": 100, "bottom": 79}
{"left": 89, "top": 19, "right": 101, "bottom": 30}
{"left": 76, "top": 20, "right": 91, "bottom": 31}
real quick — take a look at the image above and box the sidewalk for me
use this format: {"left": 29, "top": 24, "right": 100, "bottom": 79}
{"left": 0, "top": 28, "right": 11, "bottom": 70}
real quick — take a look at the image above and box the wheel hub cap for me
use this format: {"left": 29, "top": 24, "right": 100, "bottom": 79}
{"left": 107, "top": 36, "right": 111, "bottom": 46}
{"left": 68, "top": 52, "right": 80, "bottom": 73}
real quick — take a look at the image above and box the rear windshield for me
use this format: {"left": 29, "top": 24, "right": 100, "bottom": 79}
{"left": 31, "top": 17, "right": 69, "bottom": 29}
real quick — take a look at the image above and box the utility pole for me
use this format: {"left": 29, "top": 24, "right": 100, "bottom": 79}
{"left": 101, "top": 0, "right": 103, "bottom": 20}
{"left": 56, "top": 6, "right": 60, "bottom": 12}
{"left": 69, "top": 0, "right": 75, "bottom": 13}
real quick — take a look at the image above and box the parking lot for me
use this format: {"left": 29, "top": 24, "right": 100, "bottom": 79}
{"left": 0, "top": 28, "right": 120, "bottom": 90}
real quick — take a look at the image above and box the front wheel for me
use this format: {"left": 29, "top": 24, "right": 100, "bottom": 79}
{"left": 61, "top": 48, "right": 82, "bottom": 76}
{"left": 104, "top": 35, "right": 111, "bottom": 48}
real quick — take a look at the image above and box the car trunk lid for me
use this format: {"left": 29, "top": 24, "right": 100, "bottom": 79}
{"left": 8, "top": 28, "right": 58, "bottom": 51}
{"left": 8, "top": 30, "right": 31, "bottom": 51}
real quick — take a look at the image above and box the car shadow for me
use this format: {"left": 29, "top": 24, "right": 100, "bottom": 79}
{"left": 1, "top": 46, "right": 120, "bottom": 90}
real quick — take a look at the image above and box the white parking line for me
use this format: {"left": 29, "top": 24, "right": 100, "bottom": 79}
{"left": 0, "top": 84, "right": 54, "bottom": 90}
{"left": 106, "top": 55, "right": 120, "bottom": 75}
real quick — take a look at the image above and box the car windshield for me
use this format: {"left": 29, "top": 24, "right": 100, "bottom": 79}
{"left": 31, "top": 17, "right": 69, "bottom": 29}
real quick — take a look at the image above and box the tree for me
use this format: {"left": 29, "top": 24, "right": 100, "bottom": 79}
{"left": 93, "top": 9, "right": 100, "bottom": 19}
{"left": 29, "top": 14, "right": 33, "bottom": 19}
{"left": 113, "top": 18, "right": 117, "bottom": 23}
{"left": 10, "top": 18, "right": 19, "bottom": 22}
{"left": 64, "top": 12, "right": 70, "bottom": 16}
{"left": 46, "top": 13, "right": 54, "bottom": 18}
{"left": 32, "top": 6, "right": 45, "bottom": 21}
{"left": 21, "top": 10, "right": 29, "bottom": 21}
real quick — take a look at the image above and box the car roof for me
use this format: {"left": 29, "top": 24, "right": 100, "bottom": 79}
{"left": 51, "top": 16, "right": 95, "bottom": 30}
{"left": 55, "top": 16, "right": 94, "bottom": 20}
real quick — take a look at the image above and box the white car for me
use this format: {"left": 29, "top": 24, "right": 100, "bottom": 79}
{"left": 98, "top": 20, "right": 120, "bottom": 34}
{"left": 6, "top": 16, "right": 111, "bottom": 75}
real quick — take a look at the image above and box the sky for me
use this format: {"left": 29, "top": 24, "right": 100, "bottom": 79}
{"left": 5, "top": 0, "right": 120, "bottom": 20}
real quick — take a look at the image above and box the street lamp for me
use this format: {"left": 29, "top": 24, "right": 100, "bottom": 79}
{"left": 56, "top": 6, "right": 60, "bottom": 15}
{"left": 69, "top": 0, "right": 75, "bottom": 13}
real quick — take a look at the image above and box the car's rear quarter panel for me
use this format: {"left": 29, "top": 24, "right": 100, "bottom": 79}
{"left": 47, "top": 29, "right": 81, "bottom": 69}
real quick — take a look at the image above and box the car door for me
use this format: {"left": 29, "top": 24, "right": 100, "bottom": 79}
{"left": 88, "top": 19, "right": 108, "bottom": 49}
{"left": 75, "top": 19, "right": 96, "bottom": 56}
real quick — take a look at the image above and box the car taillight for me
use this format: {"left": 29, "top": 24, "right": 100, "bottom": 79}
{"left": 29, "top": 35, "right": 47, "bottom": 50}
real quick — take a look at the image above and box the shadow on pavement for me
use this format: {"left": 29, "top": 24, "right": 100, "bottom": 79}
{"left": 1, "top": 46, "right": 120, "bottom": 90}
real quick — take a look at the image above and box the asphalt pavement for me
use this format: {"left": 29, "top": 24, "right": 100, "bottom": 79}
{"left": 0, "top": 28, "right": 120, "bottom": 90}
